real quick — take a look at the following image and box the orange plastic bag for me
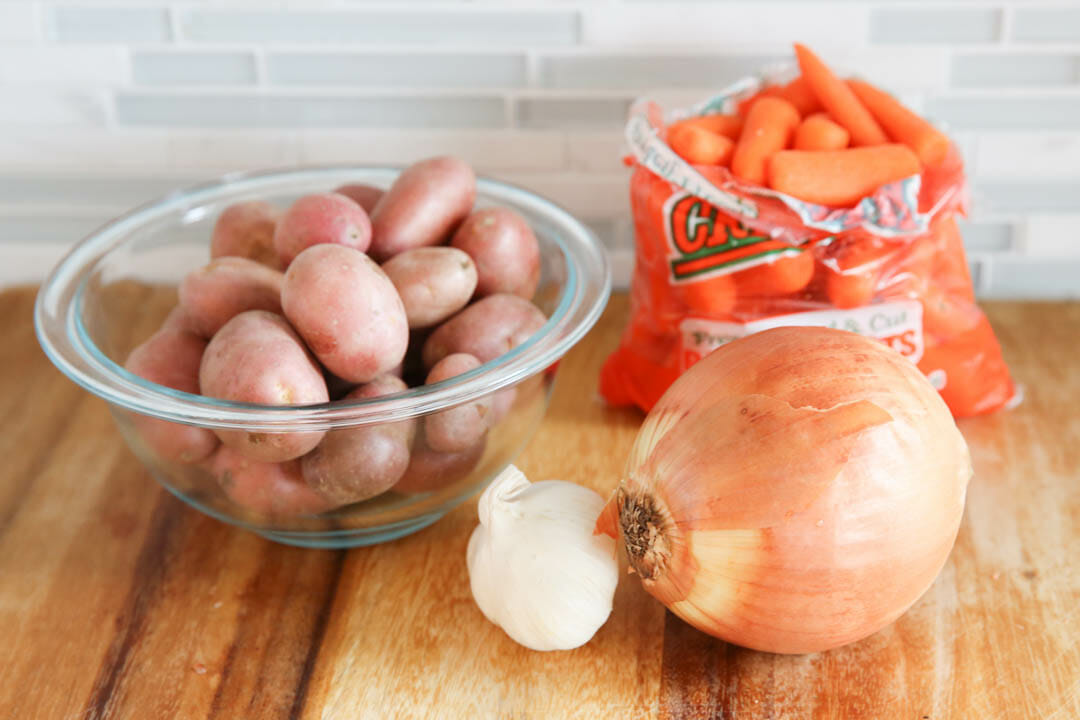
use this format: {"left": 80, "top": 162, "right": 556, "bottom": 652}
{"left": 601, "top": 87, "right": 1016, "bottom": 417}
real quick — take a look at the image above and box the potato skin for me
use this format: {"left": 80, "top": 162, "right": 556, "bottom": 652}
{"left": 381, "top": 247, "right": 477, "bottom": 329}
{"left": 160, "top": 304, "right": 200, "bottom": 335}
{"left": 369, "top": 156, "right": 476, "bottom": 261}
{"left": 210, "top": 447, "right": 335, "bottom": 518}
{"left": 179, "top": 257, "right": 284, "bottom": 338}
{"left": 333, "top": 184, "right": 384, "bottom": 214}
{"left": 124, "top": 327, "right": 219, "bottom": 464}
{"left": 301, "top": 375, "right": 416, "bottom": 506}
{"left": 392, "top": 431, "right": 486, "bottom": 495}
{"left": 282, "top": 244, "right": 408, "bottom": 384}
{"left": 451, "top": 207, "right": 540, "bottom": 299}
{"left": 423, "top": 353, "right": 491, "bottom": 453}
{"left": 199, "top": 310, "right": 328, "bottom": 462}
{"left": 210, "top": 201, "right": 283, "bottom": 270}
{"left": 421, "top": 293, "right": 547, "bottom": 369}
{"left": 273, "top": 192, "right": 372, "bottom": 267}
{"left": 489, "top": 387, "right": 517, "bottom": 424}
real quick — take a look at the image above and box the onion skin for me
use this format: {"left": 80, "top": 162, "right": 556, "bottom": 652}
{"left": 597, "top": 326, "right": 971, "bottom": 654}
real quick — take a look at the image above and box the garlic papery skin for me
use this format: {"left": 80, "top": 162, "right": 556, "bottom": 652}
{"left": 466, "top": 465, "right": 618, "bottom": 652}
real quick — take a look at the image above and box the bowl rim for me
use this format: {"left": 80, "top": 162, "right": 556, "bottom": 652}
{"left": 34, "top": 165, "right": 611, "bottom": 431}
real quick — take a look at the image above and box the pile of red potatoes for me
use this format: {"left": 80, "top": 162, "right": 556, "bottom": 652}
{"left": 124, "top": 156, "right": 547, "bottom": 518}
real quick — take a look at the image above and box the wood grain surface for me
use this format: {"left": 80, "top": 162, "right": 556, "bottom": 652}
{"left": 1, "top": 286, "right": 1077, "bottom": 719}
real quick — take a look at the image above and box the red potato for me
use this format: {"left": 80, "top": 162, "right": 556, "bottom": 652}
{"left": 209, "top": 447, "right": 335, "bottom": 518}
{"left": 422, "top": 293, "right": 547, "bottom": 369}
{"left": 178, "top": 257, "right": 284, "bottom": 338}
{"left": 273, "top": 192, "right": 372, "bottom": 267}
{"left": 381, "top": 247, "right": 478, "bottom": 329}
{"left": 124, "top": 327, "right": 219, "bottom": 464}
{"left": 210, "top": 201, "right": 283, "bottom": 270}
{"left": 369, "top": 156, "right": 476, "bottom": 261}
{"left": 301, "top": 375, "right": 416, "bottom": 506}
{"left": 282, "top": 244, "right": 409, "bottom": 384}
{"left": 489, "top": 388, "right": 517, "bottom": 424}
{"left": 333, "top": 184, "right": 384, "bottom": 214}
{"left": 392, "top": 431, "right": 487, "bottom": 495}
{"left": 200, "top": 310, "right": 328, "bottom": 462}
{"left": 451, "top": 207, "right": 540, "bottom": 300}
{"left": 423, "top": 353, "right": 491, "bottom": 453}
{"left": 160, "top": 304, "right": 200, "bottom": 335}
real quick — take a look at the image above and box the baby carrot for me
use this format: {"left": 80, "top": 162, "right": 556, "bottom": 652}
{"left": 847, "top": 79, "right": 950, "bottom": 168}
{"left": 668, "top": 125, "right": 735, "bottom": 166}
{"left": 679, "top": 272, "right": 737, "bottom": 316}
{"left": 734, "top": 250, "right": 815, "bottom": 297}
{"left": 794, "top": 113, "right": 850, "bottom": 151}
{"left": 767, "top": 144, "right": 921, "bottom": 207}
{"left": 731, "top": 97, "right": 801, "bottom": 185}
{"left": 826, "top": 269, "right": 876, "bottom": 309}
{"left": 824, "top": 243, "right": 889, "bottom": 308}
{"left": 777, "top": 76, "right": 824, "bottom": 117}
{"left": 670, "top": 114, "right": 744, "bottom": 140}
{"left": 736, "top": 85, "right": 782, "bottom": 116}
{"left": 793, "top": 43, "right": 887, "bottom": 147}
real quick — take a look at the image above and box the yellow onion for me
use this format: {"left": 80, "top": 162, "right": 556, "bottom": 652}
{"left": 596, "top": 326, "right": 971, "bottom": 654}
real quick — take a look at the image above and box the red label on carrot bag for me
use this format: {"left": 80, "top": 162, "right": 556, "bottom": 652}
{"left": 678, "top": 300, "right": 925, "bottom": 370}
{"left": 664, "top": 191, "right": 803, "bottom": 282}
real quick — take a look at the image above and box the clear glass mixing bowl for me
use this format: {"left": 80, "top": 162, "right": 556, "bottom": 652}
{"left": 35, "top": 166, "right": 610, "bottom": 547}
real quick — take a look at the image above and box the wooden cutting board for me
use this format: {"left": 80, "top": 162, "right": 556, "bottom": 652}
{"left": 1, "top": 286, "right": 1077, "bottom": 719}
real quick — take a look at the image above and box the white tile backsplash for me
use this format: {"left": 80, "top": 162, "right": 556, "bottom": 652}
{"left": 0, "top": 129, "right": 173, "bottom": 168}
{"left": 0, "top": 173, "right": 199, "bottom": 208}
{"left": 114, "top": 92, "right": 508, "bottom": 128}
{"left": 0, "top": 213, "right": 120, "bottom": 246}
{"left": 564, "top": 132, "right": 627, "bottom": 172}
{"left": 488, "top": 172, "right": 631, "bottom": 219}
{"left": 581, "top": 4, "right": 867, "bottom": 51}
{"left": 179, "top": 9, "right": 580, "bottom": 46}
{"left": 967, "top": 256, "right": 986, "bottom": 295}
{"left": 132, "top": 51, "right": 258, "bottom": 86}
{"left": 515, "top": 96, "right": 632, "bottom": 128}
{"left": 956, "top": 219, "right": 1014, "bottom": 253}
{"left": 951, "top": 52, "right": 1079, "bottom": 88}
{"left": 1019, "top": 214, "right": 1080, "bottom": 258}
{"left": 1011, "top": 7, "right": 1080, "bottom": 44}
{"left": 583, "top": 218, "right": 628, "bottom": 251}
{"left": 0, "top": 47, "right": 128, "bottom": 87}
{"left": 975, "top": 181, "right": 1080, "bottom": 213}
{"left": 870, "top": 7, "right": 1002, "bottom": 45}
{"left": 49, "top": 6, "right": 172, "bottom": 44}
{"left": 265, "top": 52, "right": 528, "bottom": 89}
{"left": 926, "top": 95, "right": 1080, "bottom": 131}
{"left": 0, "top": 4, "right": 40, "bottom": 44}
{"left": 0, "top": 88, "right": 109, "bottom": 127}
{"left": 0, "top": 244, "right": 75, "bottom": 288}
{"left": 1, "top": 0, "right": 1078, "bottom": 296}
{"left": 538, "top": 54, "right": 784, "bottom": 90}
{"left": 168, "top": 131, "right": 301, "bottom": 170}
{"left": 974, "top": 132, "right": 1080, "bottom": 179}
{"left": 297, "top": 130, "right": 567, "bottom": 172}
{"left": 983, "top": 257, "right": 1080, "bottom": 299}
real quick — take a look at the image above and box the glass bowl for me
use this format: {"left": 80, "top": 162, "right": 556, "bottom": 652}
{"left": 35, "top": 166, "right": 610, "bottom": 548}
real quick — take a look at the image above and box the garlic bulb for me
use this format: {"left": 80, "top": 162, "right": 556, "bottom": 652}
{"left": 466, "top": 465, "right": 618, "bottom": 651}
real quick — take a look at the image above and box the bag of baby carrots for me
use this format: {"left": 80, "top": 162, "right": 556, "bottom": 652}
{"left": 600, "top": 45, "right": 1016, "bottom": 418}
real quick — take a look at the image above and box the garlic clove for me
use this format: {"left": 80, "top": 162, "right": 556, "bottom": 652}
{"left": 466, "top": 465, "right": 619, "bottom": 652}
